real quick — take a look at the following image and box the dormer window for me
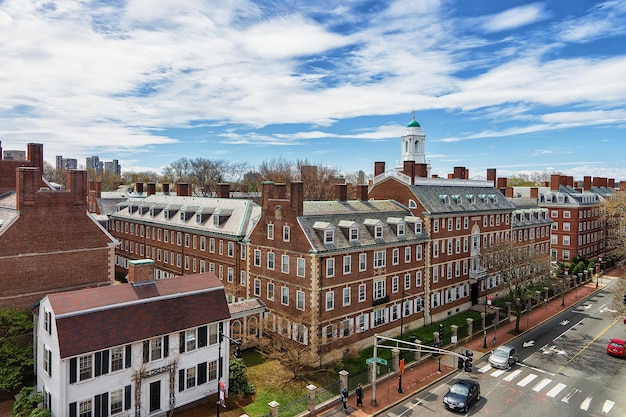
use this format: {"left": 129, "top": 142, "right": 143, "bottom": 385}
{"left": 213, "top": 215, "right": 220, "bottom": 226}
{"left": 364, "top": 218, "right": 384, "bottom": 239}
{"left": 324, "top": 229, "right": 334, "bottom": 244}
{"left": 314, "top": 221, "right": 335, "bottom": 245}
{"left": 338, "top": 220, "right": 359, "bottom": 243}
{"left": 375, "top": 225, "right": 383, "bottom": 238}
{"left": 489, "top": 194, "right": 497, "bottom": 203}
{"left": 404, "top": 216, "right": 422, "bottom": 235}
{"left": 397, "top": 223, "right": 405, "bottom": 236}
{"left": 386, "top": 217, "right": 405, "bottom": 237}
{"left": 350, "top": 227, "right": 358, "bottom": 242}
{"left": 466, "top": 194, "right": 476, "bottom": 204}
{"left": 164, "top": 209, "right": 170, "bottom": 220}
{"left": 440, "top": 195, "right": 451, "bottom": 205}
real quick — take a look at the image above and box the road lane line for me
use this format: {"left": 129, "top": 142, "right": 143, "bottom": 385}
{"left": 517, "top": 374, "right": 537, "bottom": 387}
{"left": 503, "top": 369, "right": 522, "bottom": 382}
{"left": 546, "top": 383, "right": 566, "bottom": 398}
{"left": 556, "top": 317, "right": 620, "bottom": 373}
{"left": 561, "top": 388, "right": 581, "bottom": 403}
{"left": 602, "top": 400, "right": 615, "bottom": 414}
{"left": 580, "top": 396, "right": 592, "bottom": 411}
{"left": 532, "top": 378, "right": 552, "bottom": 392}
{"left": 553, "top": 318, "right": 585, "bottom": 341}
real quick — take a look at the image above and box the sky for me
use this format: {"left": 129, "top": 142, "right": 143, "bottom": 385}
{"left": 2, "top": 0, "right": 626, "bottom": 181}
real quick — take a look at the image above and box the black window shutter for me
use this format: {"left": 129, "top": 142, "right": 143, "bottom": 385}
{"left": 197, "top": 362, "right": 207, "bottom": 385}
{"left": 179, "top": 369, "right": 185, "bottom": 392}
{"left": 124, "top": 385, "right": 131, "bottom": 410}
{"left": 69, "top": 358, "right": 77, "bottom": 384}
{"left": 101, "top": 392, "right": 108, "bottom": 417}
{"left": 143, "top": 341, "right": 149, "bottom": 362}
{"left": 47, "top": 349, "right": 52, "bottom": 377}
{"left": 164, "top": 335, "right": 169, "bottom": 357}
{"left": 101, "top": 349, "right": 109, "bottom": 375}
{"left": 179, "top": 332, "right": 186, "bottom": 353}
{"left": 125, "top": 345, "right": 131, "bottom": 368}
{"left": 69, "top": 402, "right": 77, "bottom": 417}
{"left": 95, "top": 351, "right": 102, "bottom": 377}
{"left": 94, "top": 394, "right": 101, "bottom": 417}
{"left": 198, "top": 326, "right": 207, "bottom": 347}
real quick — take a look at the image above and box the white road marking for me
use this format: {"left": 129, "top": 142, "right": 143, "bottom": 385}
{"left": 503, "top": 369, "right": 522, "bottom": 382}
{"left": 602, "top": 400, "right": 615, "bottom": 414}
{"left": 561, "top": 388, "right": 581, "bottom": 403}
{"left": 546, "top": 383, "right": 566, "bottom": 398}
{"left": 532, "top": 378, "right": 552, "bottom": 392}
{"left": 517, "top": 374, "right": 537, "bottom": 387}
{"left": 478, "top": 364, "right": 491, "bottom": 373}
{"left": 490, "top": 369, "right": 506, "bottom": 378}
{"left": 580, "top": 396, "right": 592, "bottom": 411}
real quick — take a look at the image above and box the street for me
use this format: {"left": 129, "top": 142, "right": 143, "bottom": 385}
{"left": 379, "top": 279, "right": 626, "bottom": 417}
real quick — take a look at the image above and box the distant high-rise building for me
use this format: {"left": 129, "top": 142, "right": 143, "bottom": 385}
{"left": 3, "top": 149, "right": 26, "bottom": 161}
{"left": 104, "top": 159, "right": 121, "bottom": 175}
{"left": 56, "top": 155, "right": 78, "bottom": 170}
{"left": 86, "top": 156, "right": 104, "bottom": 174}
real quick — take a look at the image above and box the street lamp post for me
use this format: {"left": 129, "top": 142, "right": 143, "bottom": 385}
{"left": 216, "top": 324, "right": 242, "bottom": 417}
{"left": 398, "top": 290, "right": 405, "bottom": 393}
{"left": 562, "top": 267, "right": 569, "bottom": 306}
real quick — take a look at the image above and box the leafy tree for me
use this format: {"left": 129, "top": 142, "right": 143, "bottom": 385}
{"left": 12, "top": 387, "right": 50, "bottom": 417}
{"left": 228, "top": 358, "right": 255, "bottom": 396}
{"left": 0, "top": 308, "right": 34, "bottom": 392}
{"left": 481, "top": 239, "right": 551, "bottom": 334}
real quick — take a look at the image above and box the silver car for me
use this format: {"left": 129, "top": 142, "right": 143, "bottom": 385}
{"left": 488, "top": 345, "right": 518, "bottom": 369}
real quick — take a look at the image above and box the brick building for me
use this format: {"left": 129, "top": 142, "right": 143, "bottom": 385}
{"left": 0, "top": 143, "right": 117, "bottom": 309}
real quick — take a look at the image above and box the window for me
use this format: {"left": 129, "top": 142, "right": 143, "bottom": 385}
{"left": 448, "top": 218, "right": 453, "bottom": 231}
{"left": 374, "top": 309, "right": 387, "bottom": 327}
{"left": 464, "top": 217, "right": 469, "bottom": 229}
{"left": 267, "top": 283, "right": 275, "bottom": 300}
{"left": 296, "top": 291, "right": 305, "bottom": 310}
{"left": 43, "top": 308, "right": 52, "bottom": 334}
{"left": 219, "top": 240, "right": 223, "bottom": 255}
{"left": 281, "top": 286, "right": 289, "bottom": 305}
{"left": 267, "top": 224, "right": 274, "bottom": 239}
{"left": 392, "top": 248, "right": 399, "bottom": 265}
{"left": 185, "top": 329, "right": 197, "bottom": 352}
{"left": 186, "top": 367, "right": 197, "bottom": 389}
{"left": 349, "top": 227, "right": 359, "bottom": 241}
{"left": 392, "top": 276, "right": 399, "bottom": 293}
{"left": 374, "top": 251, "right": 386, "bottom": 268}
{"left": 374, "top": 225, "right": 383, "bottom": 238}
{"left": 147, "top": 336, "right": 166, "bottom": 362}
{"left": 254, "top": 249, "right": 261, "bottom": 267}
{"left": 415, "top": 221, "right": 422, "bottom": 234}
{"left": 404, "top": 273, "right": 411, "bottom": 290}
{"left": 374, "top": 280, "right": 386, "bottom": 300}
{"left": 110, "top": 389, "right": 123, "bottom": 414}
{"left": 283, "top": 226, "right": 290, "bottom": 241}
{"left": 79, "top": 355, "right": 92, "bottom": 381}
{"left": 209, "top": 238, "right": 215, "bottom": 253}
{"left": 228, "top": 242, "right": 234, "bottom": 257}
{"left": 405, "top": 246, "right": 411, "bottom": 263}
{"left": 254, "top": 279, "right": 260, "bottom": 296}
{"left": 43, "top": 345, "right": 52, "bottom": 376}
{"left": 415, "top": 270, "right": 422, "bottom": 286}
{"left": 324, "top": 229, "right": 334, "bottom": 244}
{"left": 208, "top": 360, "right": 218, "bottom": 381}
{"left": 325, "top": 291, "right": 334, "bottom": 310}
{"left": 297, "top": 258, "right": 305, "bottom": 277}
{"left": 267, "top": 252, "right": 275, "bottom": 270}
{"left": 79, "top": 399, "right": 92, "bottom": 417}
{"left": 433, "top": 219, "right": 439, "bottom": 233}
{"left": 326, "top": 258, "right": 335, "bottom": 277}
{"left": 240, "top": 271, "right": 246, "bottom": 286}
{"left": 281, "top": 255, "right": 289, "bottom": 274}
{"left": 359, "top": 283, "right": 366, "bottom": 302}
{"left": 343, "top": 255, "right": 351, "bottom": 274}
{"left": 359, "top": 253, "right": 367, "bottom": 271}
{"left": 563, "top": 211, "right": 571, "bottom": 218}
{"left": 397, "top": 223, "right": 405, "bottom": 236}
{"left": 563, "top": 222, "right": 570, "bottom": 231}
{"left": 110, "top": 346, "right": 124, "bottom": 372}
{"left": 416, "top": 245, "right": 422, "bottom": 260}
{"left": 433, "top": 241, "right": 439, "bottom": 257}
{"left": 563, "top": 236, "right": 570, "bottom": 245}
{"left": 456, "top": 217, "right": 461, "bottom": 230}
{"left": 184, "top": 233, "right": 190, "bottom": 247}
{"left": 343, "top": 287, "right": 351, "bottom": 306}
{"left": 177, "top": 232, "right": 182, "bottom": 246}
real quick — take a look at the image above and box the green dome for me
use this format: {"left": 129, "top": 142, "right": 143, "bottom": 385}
{"left": 407, "top": 115, "right": 420, "bottom": 128}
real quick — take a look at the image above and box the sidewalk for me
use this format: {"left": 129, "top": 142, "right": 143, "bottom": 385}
{"left": 319, "top": 280, "right": 603, "bottom": 417}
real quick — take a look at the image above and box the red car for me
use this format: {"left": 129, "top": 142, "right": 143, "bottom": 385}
{"left": 607, "top": 339, "right": 625, "bottom": 357}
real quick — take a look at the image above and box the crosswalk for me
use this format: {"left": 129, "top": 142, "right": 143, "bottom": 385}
{"left": 477, "top": 364, "right": 618, "bottom": 414}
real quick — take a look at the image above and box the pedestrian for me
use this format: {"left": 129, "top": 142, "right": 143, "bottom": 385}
{"left": 355, "top": 383, "right": 363, "bottom": 407}
{"left": 341, "top": 387, "right": 349, "bottom": 413}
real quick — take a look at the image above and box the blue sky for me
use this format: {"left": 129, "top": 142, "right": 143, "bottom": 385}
{"left": 2, "top": 0, "right": 626, "bottom": 181}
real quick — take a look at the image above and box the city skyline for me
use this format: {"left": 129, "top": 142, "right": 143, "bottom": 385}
{"left": 1, "top": 1, "right": 626, "bottom": 180}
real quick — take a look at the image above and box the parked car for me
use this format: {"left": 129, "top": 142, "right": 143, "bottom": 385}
{"left": 607, "top": 338, "right": 625, "bottom": 357}
{"left": 488, "top": 344, "right": 519, "bottom": 369}
{"left": 443, "top": 379, "right": 481, "bottom": 413}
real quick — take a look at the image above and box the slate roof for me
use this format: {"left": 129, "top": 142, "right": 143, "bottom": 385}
{"left": 110, "top": 195, "right": 261, "bottom": 238}
{"left": 539, "top": 185, "right": 609, "bottom": 206}
{"left": 299, "top": 199, "right": 428, "bottom": 253}
{"left": 48, "top": 273, "right": 229, "bottom": 358}
{"left": 407, "top": 179, "right": 515, "bottom": 215}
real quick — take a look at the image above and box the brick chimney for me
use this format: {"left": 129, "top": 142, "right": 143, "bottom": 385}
{"left": 262, "top": 181, "right": 274, "bottom": 209}
{"left": 135, "top": 182, "right": 144, "bottom": 194}
{"left": 608, "top": 178, "right": 615, "bottom": 189}
{"left": 504, "top": 187, "right": 514, "bottom": 197}
{"left": 162, "top": 183, "right": 170, "bottom": 194}
{"left": 275, "top": 183, "right": 287, "bottom": 199}
{"left": 583, "top": 176, "right": 591, "bottom": 191}
{"left": 374, "top": 162, "right": 385, "bottom": 176}
{"left": 530, "top": 187, "right": 538, "bottom": 199}
{"left": 453, "top": 167, "right": 467, "bottom": 179}
{"left": 66, "top": 170, "right": 87, "bottom": 206}
{"left": 550, "top": 174, "right": 561, "bottom": 191}
{"left": 497, "top": 178, "right": 507, "bottom": 189}
{"left": 128, "top": 259, "right": 155, "bottom": 283}
{"left": 592, "top": 177, "right": 601, "bottom": 187}
{"left": 487, "top": 168, "right": 496, "bottom": 185}
{"left": 217, "top": 183, "right": 230, "bottom": 198}
{"left": 16, "top": 167, "right": 37, "bottom": 209}
{"left": 403, "top": 161, "right": 416, "bottom": 184}
{"left": 290, "top": 181, "right": 304, "bottom": 216}
{"left": 176, "top": 183, "right": 191, "bottom": 196}
{"left": 336, "top": 183, "right": 348, "bottom": 201}
{"left": 146, "top": 183, "right": 156, "bottom": 196}
{"left": 27, "top": 143, "right": 44, "bottom": 172}
{"left": 357, "top": 184, "right": 368, "bottom": 201}
{"left": 415, "top": 163, "right": 428, "bottom": 178}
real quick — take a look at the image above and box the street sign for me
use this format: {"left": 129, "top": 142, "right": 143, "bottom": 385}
{"left": 366, "top": 357, "right": 388, "bottom": 365}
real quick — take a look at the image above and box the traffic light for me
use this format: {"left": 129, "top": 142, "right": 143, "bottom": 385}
{"left": 438, "top": 324, "right": 444, "bottom": 344}
{"left": 457, "top": 356, "right": 464, "bottom": 370}
{"left": 623, "top": 293, "right": 626, "bottom": 304}
{"left": 464, "top": 349, "right": 473, "bottom": 372}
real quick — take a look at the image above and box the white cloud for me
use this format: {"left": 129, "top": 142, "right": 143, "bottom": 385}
{"left": 480, "top": 3, "right": 549, "bottom": 33}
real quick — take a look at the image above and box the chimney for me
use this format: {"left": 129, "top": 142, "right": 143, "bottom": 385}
{"left": 262, "top": 181, "right": 274, "bottom": 209}
{"left": 601, "top": 177, "right": 608, "bottom": 188}
{"left": 217, "top": 183, "right": 230, "bottom": 198}
{"left": 128, "top": 259, "right": 155, "bottom": 283}
{"left": 608, "top": 178, "right": 615, "bottom": 189}
{"left": 0, "top": 140, "right": 2, "bottom": 159}
{"left": 415, "top": 163, "right": 428, "bottom": 178}
{"left": 530, "top": 187, "right": 538, "bottom": 199}
{"left": 135, "top": 182, "right": 144, "bottom": 194}
{"left": 275, "top": 183, "right": 287, "bottom": 199}
{"left": 146, "top": 182, "right": 156, "bottom": 196}
{"left": 27, "top": 143, "right": 44, "bottom": 172}
{"left": 374, "top": 161, "right": 385, "bottom": 176}
{"left": 505, "top": 187, "right": 514, "bottom": 198}
{"left": 550, "top": 174, "right": 561, "bottom": 191}
{"left": 592, "top": 177, "right": 601, "bottom": 187}
{"left": 583, "top": 176, "right": 591, "bottom": 191}
{"left": 176, "top": 183, "right": 191, "bottom": 196}
{"left": 290, "top": 181, "right": 304, "bottom": 216}
{"left": 403, "top": 161, "right": 416, "bottom": 184}
{"left": 162, "top": 183, "right": 170, "bottom": 194}
{"left": 486, "top": 168, "right": 496, "bottom": 185}
{"left": 497, "top": 178, "right": 507, "bottom": 189}
{"left": 357, "top": 184, "right": 369, "bottom": 201}
{"left": 95, "top": 181, "right": 102, "bottom": 198}
{"left": 453, "top": 167, "right": 467, "bottom": 179}
{"left": 66, "top": 170, "right": 87, "bottom": 206}
{"left": 16, "top": 167, "right": 37, "bottom": 209}
{"left": 336, "top": 183, "right": 348, "bottom": 201}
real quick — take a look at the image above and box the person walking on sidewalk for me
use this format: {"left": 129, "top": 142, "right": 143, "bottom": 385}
{"left": 355, "top": 383, "right": 363, "bottom": 407}
{"left": 341, "top": 387, "right": 349, "bottom": 413}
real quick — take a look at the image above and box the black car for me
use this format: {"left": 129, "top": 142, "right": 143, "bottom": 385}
{"left": 443, "top": 379, "right": 481, "bottom": 413}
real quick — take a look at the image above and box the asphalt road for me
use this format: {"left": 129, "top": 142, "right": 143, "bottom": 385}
{"left": 380, "top": 280, "right": 626, "bottom": 417}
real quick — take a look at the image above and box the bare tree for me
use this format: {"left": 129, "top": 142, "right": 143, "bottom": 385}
{"left": 481, "top": 238, "right": 551, "bottom": 334}
{"left": 602, "top": 191, "right": 626, "bottom": 262}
